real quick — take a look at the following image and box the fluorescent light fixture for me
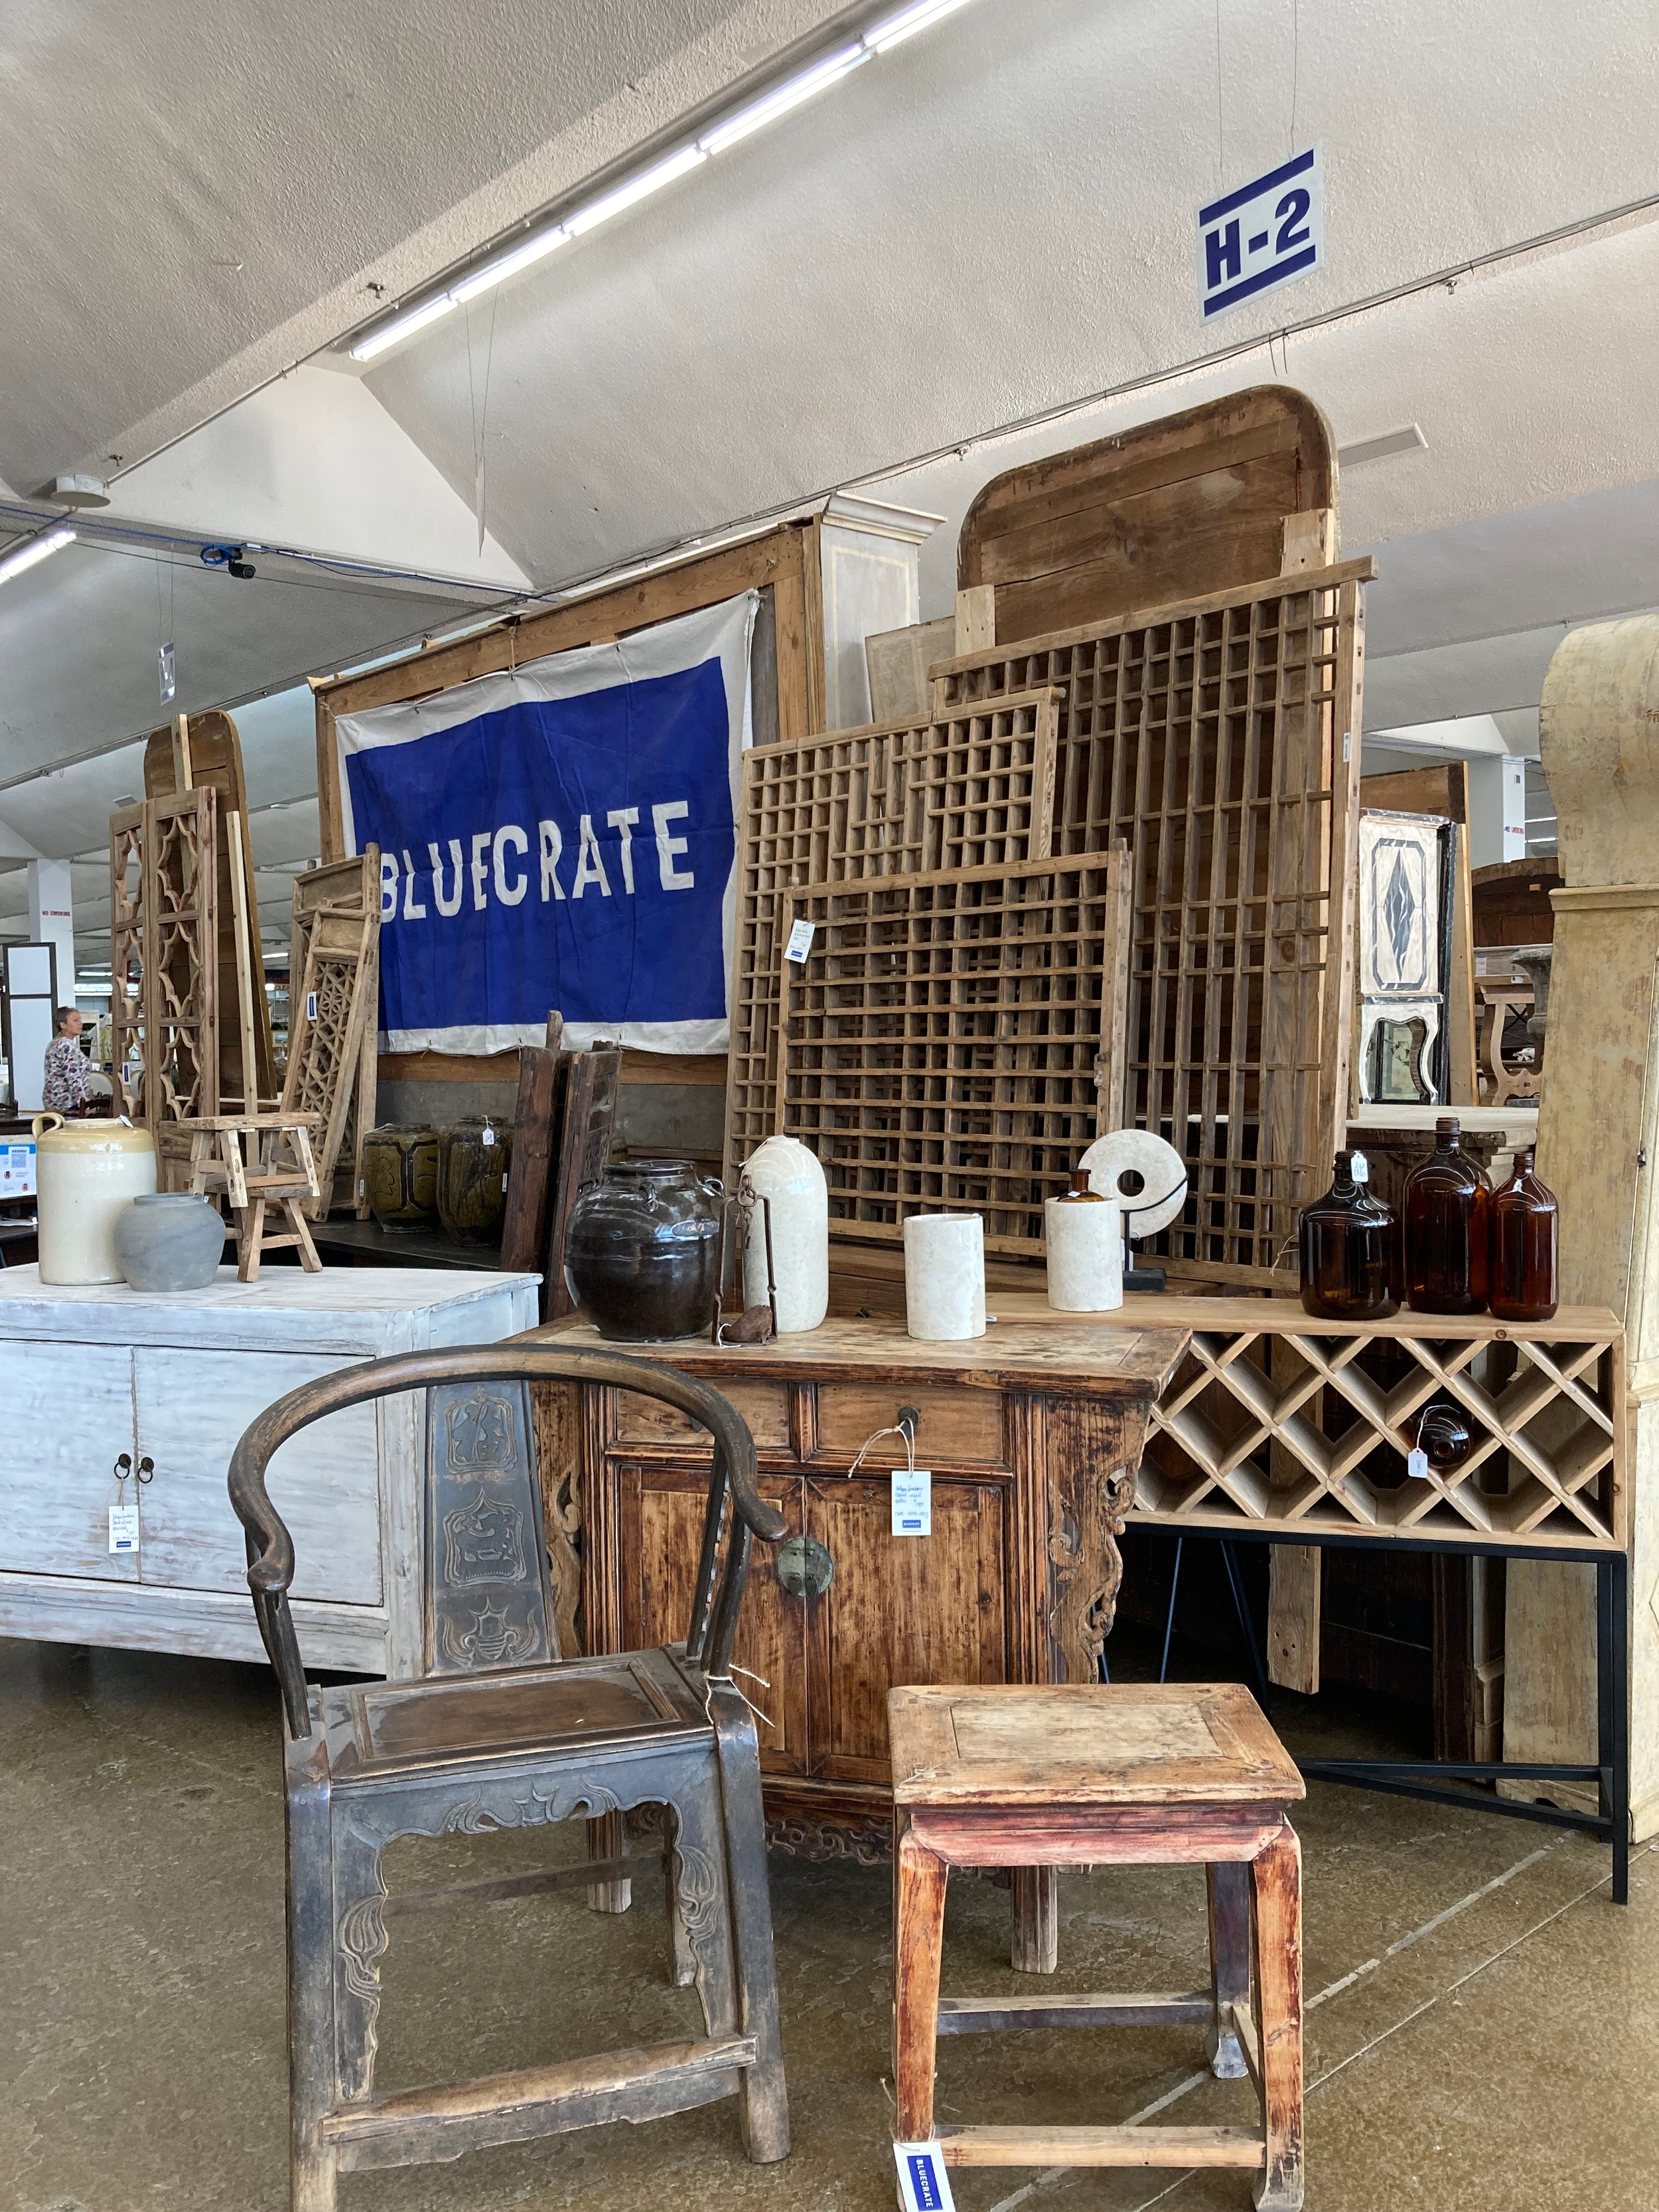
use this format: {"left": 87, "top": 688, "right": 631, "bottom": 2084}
{"left": 564, "top": 145, "right": 707, "bottom": 237}
{"left": 699, "top": 42, "right": 869, "bottom": 154}
{"left": 0, "top": 526, "right": 75, "bottom": 587}
{"left": 1338, "top": 423, "right": 1428, "bottom": 469}
{"left": 452, "top": 223, "right": 571, "bottom": 302}
{"left": 350, "top": 292, "right": 458, "bottom": 362}
{"left": 863, "top": 0, "right": 974, "bottom": 52}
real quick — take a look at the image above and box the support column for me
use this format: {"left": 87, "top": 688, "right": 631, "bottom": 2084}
{"left": 26, "top": 857, "right": 76, "bottom": 1001}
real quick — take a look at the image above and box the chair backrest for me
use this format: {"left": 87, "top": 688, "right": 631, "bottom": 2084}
{"left": 227, "top": 1344, "right": 785, "bottom": 1738}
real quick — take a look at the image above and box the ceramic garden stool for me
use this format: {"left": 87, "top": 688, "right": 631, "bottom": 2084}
{"left": 889, "top": 1682, "right": 1307, "bottom": 2212}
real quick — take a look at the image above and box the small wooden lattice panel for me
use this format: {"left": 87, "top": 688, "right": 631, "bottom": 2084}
{"left": 933, "top": 561, "right": 1368, "bottom": 1286}
{"left": 728, "top": 855, "right": 1130, "bottom": 1255}
{"left": 1131, "top": 1301, "right": 1624, "bottom": 1550}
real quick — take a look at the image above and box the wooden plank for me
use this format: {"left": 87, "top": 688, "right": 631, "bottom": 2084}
{"left": 498, "top": 1045, "right": 559, "bottom": 1274}
{"left": 377, "top": 1047, "right": 726, "bottom": 1087}
{"left": 936, "top": 1992, "right": 1213, "bottom": 2033}
{"left": 224, "top": 810, "right": 261, "bottom": 1110}
{"left": 1267, "top": 1545, "right": 1321, "bottom": 1694}
{"left": 1447, "top": 821, "right": 1480, "bottom": 1106}
{"left": 865, "top": 615, "right": 956, "bottom": 723}
{"left": 954, "top": 584, "right": 995, "bottom": 654}
{"left": 544, "top": 1049, "right": 622, "bottom": 1323}
{"left": 934, "top": 2124, "right": 1264, "bottom": 2168}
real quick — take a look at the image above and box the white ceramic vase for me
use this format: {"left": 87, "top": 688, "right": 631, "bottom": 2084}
{"left": 741, "top": 1134, "right": 829, "bottom": 1333}
{"left": 33, "top": 1114, "right": 158, "bottom": 1285}
{"left": 1045, "top": 1191, "right": 1124, "bottom": 1311}
{"left": 903, "top": 1213, "right": 985, "bottom": 1341}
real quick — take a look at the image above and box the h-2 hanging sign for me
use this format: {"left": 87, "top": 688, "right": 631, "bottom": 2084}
{"left": 1198, "top": 146, "right": 1322, "bottom": 321}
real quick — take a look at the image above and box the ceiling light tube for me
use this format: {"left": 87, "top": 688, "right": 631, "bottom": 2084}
{"left": 699, "top": 42, "right": 869, "bottom": 155}
{"left": 564, "top": 144, "right": 707, "bottom": 237}
{"left": 0, "top": 526, "right": 75, "bottom": 587}
{"left": 452, "top": 224, "right": 571, "bottom": 302}
{"left": 350, "top": 292, "right": 459, "bottom": 363}
{"left": 863, "top": 0, "right": 974, "bottom": 52}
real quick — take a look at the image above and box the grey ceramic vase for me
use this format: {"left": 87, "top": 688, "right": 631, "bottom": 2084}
{"left": 113, "top": 1193, "right": 227, "bottom": 1291}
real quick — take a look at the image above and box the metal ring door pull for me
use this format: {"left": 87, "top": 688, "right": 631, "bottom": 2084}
{"left": 775, "top": 1534, "right": 835, "bottom": 1600}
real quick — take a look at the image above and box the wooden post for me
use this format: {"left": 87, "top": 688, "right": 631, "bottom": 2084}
{"left": 225, "top": 811, "right": 260, "bottom": 1112}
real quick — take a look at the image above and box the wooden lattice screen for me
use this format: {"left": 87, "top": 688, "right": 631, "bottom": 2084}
{"left": 727, "top": 855, "right": 1130, "bottom": 1255}
{"left": 285, "top": 851, "right": 381, "bottom": 1218}
{"left": 109, "top": 788, "right": 219, "bottom": 1130}
{"left": 932, "top": 559, "right": 1368, "bottom": 1286}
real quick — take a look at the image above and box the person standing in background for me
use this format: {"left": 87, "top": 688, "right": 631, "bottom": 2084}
{"left": 42, "top": 1007, "right": 92, "bottom": 1114}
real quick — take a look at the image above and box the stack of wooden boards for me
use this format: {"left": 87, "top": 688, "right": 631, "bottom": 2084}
{"left": 726, "top": 388, "right": 1371, "bottom": 1288}
{"left": 499, "top": 1015, "right": 623, "bottom": 1321}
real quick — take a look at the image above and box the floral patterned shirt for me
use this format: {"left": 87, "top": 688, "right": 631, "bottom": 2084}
{"left": 42, "top": 1034, "right": 92, "bottom": 1112}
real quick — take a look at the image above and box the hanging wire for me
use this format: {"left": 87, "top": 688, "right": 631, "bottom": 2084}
{"left": 1214, "top": 0, "right": 1225, "bottom": 181}
{"left": 1289, "top": 0, "right": 1300, "bottom": 155}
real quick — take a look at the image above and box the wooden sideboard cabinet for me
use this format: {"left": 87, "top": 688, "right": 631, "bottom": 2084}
{"left": 0, "top": 1264, "right": 539, "bottom": 1674}
{"left": 531, "top": 1316, "right": 1187, "bottom": 1852}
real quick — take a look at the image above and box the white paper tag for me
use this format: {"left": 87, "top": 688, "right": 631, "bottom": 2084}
{"left": 500, "top": 1171, "right": 508, "bottom": 1192}
{"left": 1350, "top": 1151, "right": 1369, "bottom": 1183}
{"left": 891, "top": 1469, "right": 932, "bottom": 1536}
{"left": 109, "top": 1501, "right": 139, "bottom": 1554}
{"left": 482, "top": 1126, "right": 495, "bottom": 1148}
{"left": 785, "top": 918, "right": 816, "bottom": 964}
{"left": 1407, "top": 1447, "right": 1430, "bottom": 1480}
{"left": 895, "top": 2141, "right": 957, "bottom": 2212}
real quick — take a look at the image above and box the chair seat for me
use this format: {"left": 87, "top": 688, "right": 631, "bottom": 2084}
{"left": 889, "top": 1682, "right": 1305, "bottom": 1809}
{"left": 321, "top": 1647, "right": 711, "bottom": 1783}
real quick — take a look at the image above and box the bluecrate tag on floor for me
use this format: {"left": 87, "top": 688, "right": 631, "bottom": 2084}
{"left": 894, "top": 2142, "right": 956, "bottom": 2212}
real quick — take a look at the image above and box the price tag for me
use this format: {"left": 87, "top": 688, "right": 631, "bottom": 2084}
{"left": 1407, "top": 1447, "right": 1430, "bottom": 1480}
{"left": 785, "top": 919, "right": 816, "bottom": 964}
{"left": 891, "top": 1469, "right": 932, "bottom": 1536}
{"left": 109, "top": 1501, "right": 139, "bottom": 1554}
{"left": 306, "top": 991, "right": 318, "bottom": 1021}
{"left": 1350, "top": 1151, "right": 1370, "bottom": 1184}
{"left": 481, "top": 1125, "right": 496, "bottom": 1148}
{"left": 500, "top": 1171, "right": 508, "bottom": 1192}
{"left": 895, "top": 2142, "right": 957, "bottom": 2212}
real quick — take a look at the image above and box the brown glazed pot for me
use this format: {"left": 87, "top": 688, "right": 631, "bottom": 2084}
{"left": 362, "top": 1124, "right": 440, "bottom": 1232}
{"left": 564, "top": 1158, "right": 724, "bottom": 1341}
{"left": 437, "top": 1116, "right": 514, "bottom": 1244}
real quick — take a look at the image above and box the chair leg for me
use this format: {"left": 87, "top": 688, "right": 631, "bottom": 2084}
{"left": 706, "top": 1682, "right": 790, "bottom": 2162}
{"left": 661, "top": 1804, "right": 697, "bottom": 1988}
{"left": 1206, "top": 1860, "right": 1252, "bottom": 2079}
{"left": 285, "top": 1714, "right": 339, "bottom": 2212}
{"left": 1251, "top": 1821, "right": 1304, "bottom": 2212}
{"left": 893, "top": 1822, "right": 949, "bottom": 2144}
{"left": 330, "top": 1824, "right": 389, "bottom": 2106}
{"left": 1011, "top": 1865, "right": 1058, "bottom": 1972}
{"left": 586, "top": 1810, "right": 632, "bottom": 1914}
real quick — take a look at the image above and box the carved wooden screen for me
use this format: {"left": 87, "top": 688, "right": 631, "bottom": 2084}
{"left": 729, "top": 855, "right": 1130, "bottom": 1256}
{"left": 284, "top": 851, "right": 381, "bottom": 1220}
{"left": 932, "top": 561, "right": 1366, "bottom": 1286}
{"left": 109, "top": 788, "right": 218, "bottom": 1130}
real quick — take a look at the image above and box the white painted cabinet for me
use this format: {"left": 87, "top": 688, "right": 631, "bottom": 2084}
{"left": 0, "top": 1266, "right": 539, "bottom": 1676}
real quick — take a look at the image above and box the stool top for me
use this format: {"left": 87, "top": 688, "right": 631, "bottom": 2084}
{"left": 888, "top": 1683, "right": 1304, "bottom": 1808}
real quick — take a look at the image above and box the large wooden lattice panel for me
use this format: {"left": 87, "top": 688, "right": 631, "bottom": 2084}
{"left": 729, "top": 856, "right": 1129, "bottom": 1255}
{"left": 739, "top": 688, "right": 1060, "bottom": 901}
{"left": 1129, "top": 1297, "right": 1624, "bottom": 1551}
{"left": 934, "top": 560, "right": 1370, "bottom": 1285}
{"left": 285, "top": 851, "right": 381, "bottom": 1219}
{"left": 109, "top": 788, "right": 219, "bottom": 1130}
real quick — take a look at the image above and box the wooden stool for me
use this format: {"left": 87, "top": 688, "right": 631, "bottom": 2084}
{"left": 889, "top": 1683, "right": 1306, "bottom": 2211}
{"left": 183, "top": 1113, "right": 324, "bottom": 1282}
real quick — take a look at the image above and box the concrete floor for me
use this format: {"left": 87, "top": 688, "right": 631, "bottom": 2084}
{"left": 3, "top": 1635, "right": 1655, "bottom": 2212}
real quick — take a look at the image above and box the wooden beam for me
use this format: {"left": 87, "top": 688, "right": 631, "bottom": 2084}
{"left": 934, "top": 2124, "right": 1265, "bottom": 2169}
{"left": 1267, "top": 1545, "right": 1322, "bottom": 1695}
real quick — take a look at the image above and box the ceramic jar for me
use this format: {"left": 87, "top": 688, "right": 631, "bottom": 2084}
{"left": 902, "top": 1213, "right": 985, "bottom": 1341}
{"left": 33, "top": 1113, "right": 157, "bottom": 1284}
{"left": 1045, "top": 1169, "right": 1123, "bottom": 1311}
{"left": 362, "top": 1124, "right": 440, "bottom": 1232}
{"left": 113, "top": 1193, "right": 226, "bottom": 1291}
{"left": 437, "top": 1116, "right": 512, "bottom": 1244}
{"left": 564, "top": 1159, "right": 724, "bottom": 1341}
{"left": 740, "top": 1134, "right": 829, "bottom": 1333}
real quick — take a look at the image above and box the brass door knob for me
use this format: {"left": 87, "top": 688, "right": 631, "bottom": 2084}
{"left": 775, "top": 1534, "right": 835, "bottom": 1600}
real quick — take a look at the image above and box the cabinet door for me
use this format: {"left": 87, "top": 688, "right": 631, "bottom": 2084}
{"left": 615, "top": 1464, "right": 808, "bottom": 1778}
{"left": 133, "top": 1349, "right": 382, "bottom": 1604}
{"left": 0, "top": 1342, "right": 137, "bottom": 1582}
{"left": 804, "top": 1475, "right": 1008, "bottom": 1786}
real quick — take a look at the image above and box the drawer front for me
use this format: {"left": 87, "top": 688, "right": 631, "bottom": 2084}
{"left": 813, "top": 1381, "right": 1006, "bottom": 1467}
{"left": 610, "top": 1381, "right": 792, "bottom": 1451}
{"left": 133, "top": 1349, "right": 382, "bottom": 1604}
{"left": 0, "top": 1343, "right": 138, "bottom": 1583}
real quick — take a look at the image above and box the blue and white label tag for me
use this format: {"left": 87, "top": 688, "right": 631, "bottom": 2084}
{"left": 895, "top": 2141, "right": 957, "bottom": 2212}
{"left": 109, "top": 1501, "right": 139, "bottom": 1554}
{"left": 785, "top": 918, "right": 816, "bottom": 964}
{"left": 892, "top": 1469, "right": 932, "bottom": 1537}
{"left": 1198, "top": 146, "right": 1323, "bottom": 321}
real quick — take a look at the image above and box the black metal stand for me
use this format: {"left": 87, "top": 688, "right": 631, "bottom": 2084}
{"left": 1149, "top": 1526, "right": 1630, "bottom": 1906}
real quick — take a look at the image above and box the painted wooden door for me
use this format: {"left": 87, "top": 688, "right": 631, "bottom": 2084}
{"left": 131, "top": 1349, "right": 382, "bottom": 1603}
{"left": 614, "top": 1463, "right": 808, "bottom": 1779}
{"left": 803, "top": 1474, "right": 1009, "bottom": 1785}
{"left": 0, "top": 1341, "right": 138, "bottom": 1582}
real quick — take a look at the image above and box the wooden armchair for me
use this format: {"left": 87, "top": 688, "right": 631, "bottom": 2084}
{"left": 228, "top": 1345, "right": 790, "bottom": 2210}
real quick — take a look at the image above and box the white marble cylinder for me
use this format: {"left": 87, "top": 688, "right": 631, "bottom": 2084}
{"left": 903, "top": 1213, "right": 985, "bottom": 1341}
{"left": 1045, "top": 1193, "right": 1124, "bottom": 1311}
{"left": 741, "top": 1134, "right": 829, "bottom": 1333}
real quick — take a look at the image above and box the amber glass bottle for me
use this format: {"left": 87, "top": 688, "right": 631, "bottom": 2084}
{"left": 1403, "top": 1117, "right": 1490, "bottom": 1313}
{"left": 1299, "top": 1151, "right": 1398, "bottom": 1319}
{"left": 1488, "top": 1146, "right": 1559, "bottom": 1323}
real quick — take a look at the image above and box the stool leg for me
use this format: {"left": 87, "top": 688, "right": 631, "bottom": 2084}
{"left": 1251, "top": 1821, "right": 1304, "bottom": 2212}
{"left": 238, "top": 1197, "right": 266, "bottom": 1284}
{"left": 1011, "top": 1866, "right": 1058, "bottom": 1972}
{"left": 893, "top": 1824, "right": 949, "bottom": 2143}
{"left": 1207, "top": 1861, "right": 1251, "bottom": 2079}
